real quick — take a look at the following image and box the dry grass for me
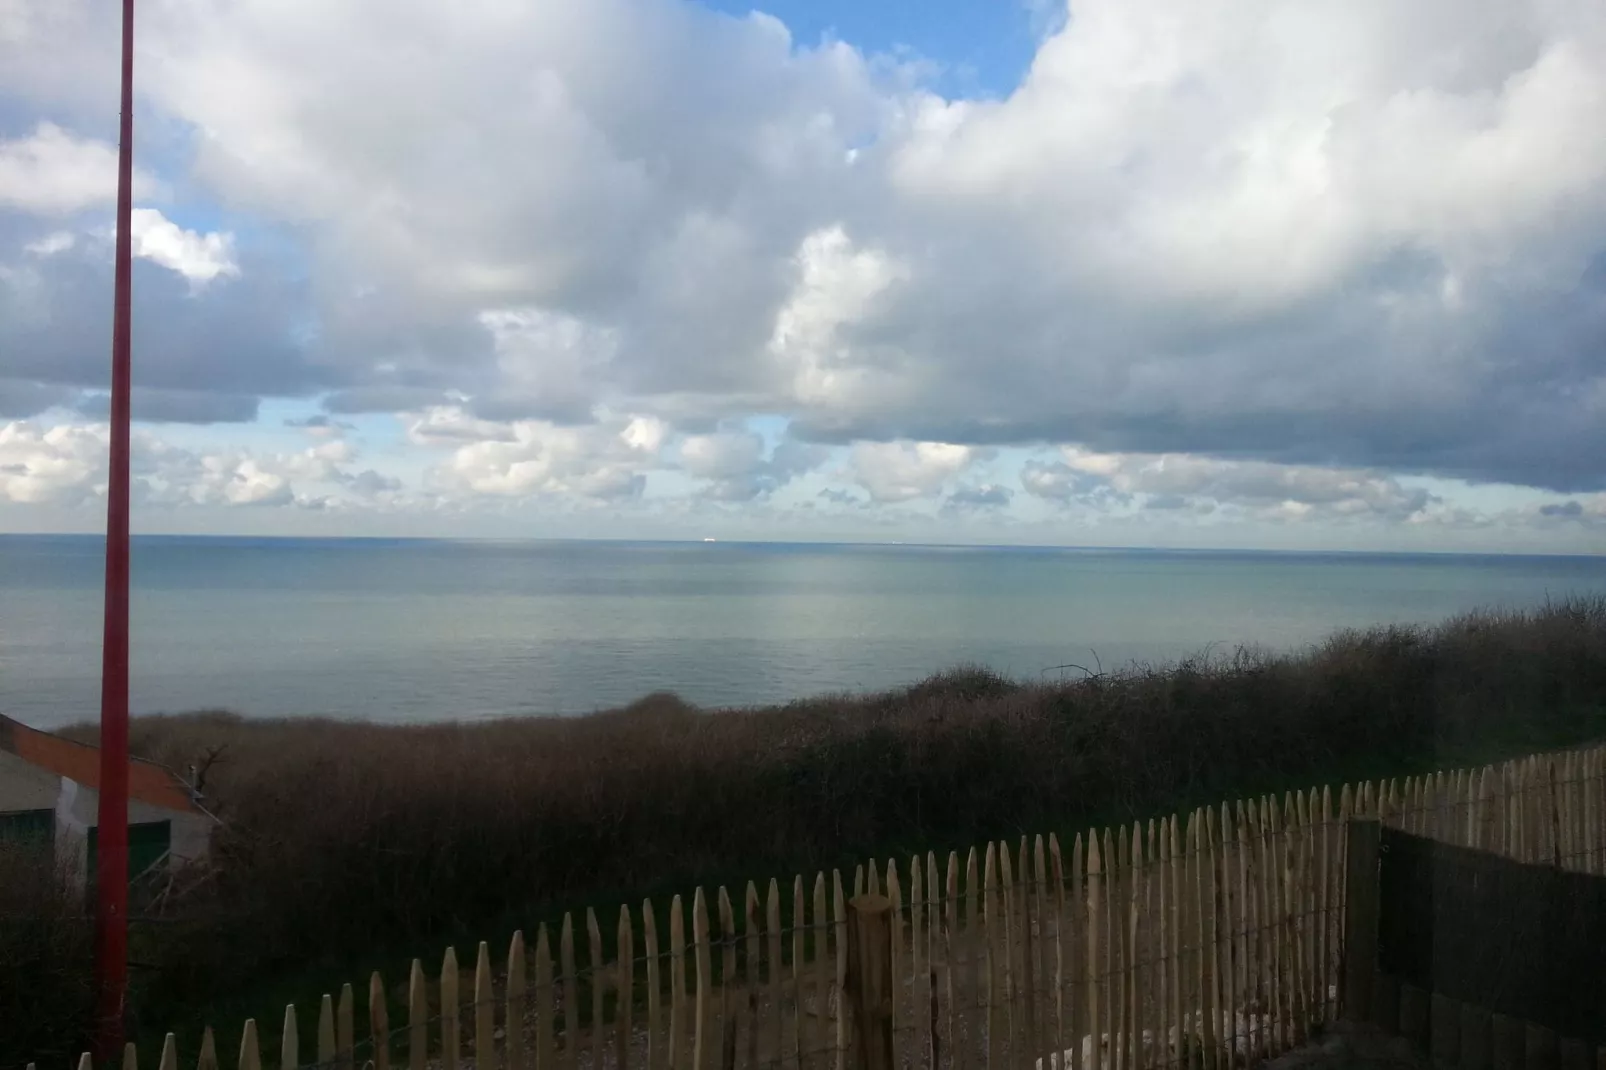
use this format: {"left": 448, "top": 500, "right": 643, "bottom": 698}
{"left": 28, "top": 597, "right": 1606, "bottom": 1053}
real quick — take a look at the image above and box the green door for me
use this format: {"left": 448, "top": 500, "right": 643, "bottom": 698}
{"left": 0, "top": 807, "right": 54, "bottom": 848}
{"left": 87, "top": 819, "right": 172, "bottom": 880}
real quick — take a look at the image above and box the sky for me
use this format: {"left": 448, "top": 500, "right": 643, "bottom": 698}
{"left": 1, "top": 0, "right": 1604, "bottom": 552}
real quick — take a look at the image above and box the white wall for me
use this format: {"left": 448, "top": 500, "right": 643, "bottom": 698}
{"left": 3, "top": 754, "right": 211, "bottom": 885}
{"left": 59, "top": 780, "right": 213, "bottom": 876}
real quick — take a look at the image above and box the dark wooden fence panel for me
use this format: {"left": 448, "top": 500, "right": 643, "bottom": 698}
{"left": 1377, "top": 827, "right": 1606, "bottom": 1043}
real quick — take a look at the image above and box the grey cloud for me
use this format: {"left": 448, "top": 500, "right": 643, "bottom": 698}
{"left": 1018, "top": 461, "right": 1068, "bottom": 500}
{"left": 344, "top": 469, "right": 403, "bottom": 496}
{"left": 817, "top": 487, "right": 868, "bottom": 506}
{"left": 99, "top": 0, "right": 901, "bottom": 427}
{"left": 468, "top": 392, "right": 597, "bottom": 426}
{"left": 0, "top": 378, "right": 79, "bottom": 417}
{"left": 323, "top": 387, "right": 453, "bottom": 415}
{"left": 945, "top": 483, "right": 1012, "bottom": 509}
{"left": 76, "top": 387, "right": 260, "bottom": 424}
{"left": 682, "top": 432, "right": 828, "bottom": 502}
{"left": 1026, "top": 448, "right": 1439, "bottom": 520}
{"left": 1021, "top": 460, "right": 1104, "bottom": 502}
{"left": 1142, "top": 494, "right": 1217, "bottom": 515}
{"left": 5, "top": 0, "right": 1606, "bottom": 498}
{"left": 792, "top": 251, "right": 1606, "bottom": 490}
{"left": 284, "top": 414, "right": 355, "bottom": 431}
{"left": 1, "top": 218, "right": 323, "bottom": 411}
{"left": 1540, "top": 500, "right": 1585, "bottom": 518}
{"left": 237, "top": 483, "right": 294, "bottom": 508}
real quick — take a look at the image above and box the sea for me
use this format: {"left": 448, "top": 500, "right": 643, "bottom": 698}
{"left": 1, "top": 535, "right": 1604, "bottom": 728}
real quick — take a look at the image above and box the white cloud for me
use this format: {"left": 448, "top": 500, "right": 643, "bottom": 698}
{"left": 945, "top": 483, "right": 1013, "bottom": 510}
{"left": 24, "top": 231, "right": 74, "bottom": 256}
{"left": 0, "top": 420, "right": 106, "bottom": 503}
{"left": 3, "top": 0, "right": 1606, "bottom": 543}
{"left": 0, "top": 122, "right": 163, "bottom": 215}
{"left": 130, "top": 209, "right": 240, "bottom": 287}
{"left": 201, "top": 456, "right": 293, "bottom": 506}
{"left": 1023, "top": 446, "right": 1436, "bottom": 520}
{"left": 405, "top": 406, "right": 517, "bottom": 446}
{"left": 681, "top": 430, "right": 765, "bottom": 482}
{"left": 1020, "top": 460, "right": 1104, "bottom": 503}
{"left": 345, "top": 468, "right": 403, "bottom": 497}
{"left": 768, "top": 226, "right": 908, "bottom": 411}
{"left": 422, "top": 407, "right": 664, "bottom": 500}
{"left": 850, "top": 440, "right": 973, "bottom": 503}
{"left": 478, "top": 307, "right": 618, "bottom": 421}
{"left": 0, "top": 417, "right": 416, "bottom": 513}
{"left": 679, "top": 428, "right": 825, "bottom": 500}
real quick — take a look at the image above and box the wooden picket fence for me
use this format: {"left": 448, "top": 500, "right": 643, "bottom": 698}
{"left": 37, "top": 742, "right": 1606, "bottom": 1070}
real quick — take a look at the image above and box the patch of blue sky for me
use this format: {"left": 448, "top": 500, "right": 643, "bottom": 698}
{"left": 693, "top": 0, "right": 1046, "bottom": 99}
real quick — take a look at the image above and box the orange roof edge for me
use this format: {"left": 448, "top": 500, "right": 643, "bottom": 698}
{"left": 0, "top": 714, "right": 203, "bottom": 815}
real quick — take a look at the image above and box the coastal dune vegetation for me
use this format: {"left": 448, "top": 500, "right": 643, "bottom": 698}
{"left": 4, "top": 597, "right": 1606, "bottom": 1064}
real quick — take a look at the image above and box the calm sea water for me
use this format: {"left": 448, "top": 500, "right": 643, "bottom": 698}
{"left": 1, "top": 535, "right": 1603, "bottom": 728}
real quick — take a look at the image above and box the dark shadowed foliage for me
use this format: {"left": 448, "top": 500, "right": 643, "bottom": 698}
{"left": 0, "top": 843, "right": 95, "bottom": 1067}
{"left": 47, "top": 598, "right": 1606, "bottom": 1045}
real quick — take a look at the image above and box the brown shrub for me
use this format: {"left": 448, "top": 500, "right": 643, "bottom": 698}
{"left": 55, "top": 597, "right": 1606, "bottom": 1031}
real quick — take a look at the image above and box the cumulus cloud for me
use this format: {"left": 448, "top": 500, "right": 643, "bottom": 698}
{"left": 284, "top": 414, "right": 354, "bottom": 437}
{"left": 0, "top": 420, "right": 106, "bottom": 504}
{"left": 344, "top": 469, "right": 403, "bottom": 497}
{"left": 850, "top": 440, "right": 974, "bottom": 503}
{"left": 2, "top": 0, "right": 1606, "bottom": 533}
{"left": 0, "top": 378, "right": 77, "bottom": 418}
{"left": 130, "top": 209, "right": 240, "bottom": 287}
{"left": 1023, "top": 446, "right": 1437, "bottom": 520}
{"left": 817, "top": 487, "right": 867, "bottom": 507}
{"left": 0, "top": 218, "right": 318, "bottom": 416}
{"left": 75, "top": 387, "right": 260, "bottom": 424}
{"left": 1530, "top": 496, "right": 1606, "bottom": 525}
{"left": 198, "top": 456, "right": 293, "bottom": 507}
{"left": 24, "top": 231, "right": 74, "bottom": 256}
{"left": 1021, "top": 459, "right": 1110, "bottom": 503}
{"left": 0, "top": 122, "right": 162, "bottom": 214}
{"left": 417, "top": 407, "right": 666, "bottom": 500}
{"left": 767, "top": 226, "right": 909, "bottom": 415}
{"left": 475, "top": 307, "right": 617, "bottom": 422}
{"left": 679, "top": 429, "right": 826, "bottom": 501}
{"left": 0, "top": 417, "right": 412, "bottom": 511}
{"left": 404, "top": 406, "right": 517, "bottom": 445}
{"left": 945, "top": 483, "right": 1013, "bottom": 510}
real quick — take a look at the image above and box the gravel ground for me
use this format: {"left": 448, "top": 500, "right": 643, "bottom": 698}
{"left": 1259, "top": 1022, "right": 1430, "bottom": 1070}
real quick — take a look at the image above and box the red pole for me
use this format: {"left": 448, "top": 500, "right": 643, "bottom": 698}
{"left": 94, "top": 0, "right": 135, "bottom": 1060}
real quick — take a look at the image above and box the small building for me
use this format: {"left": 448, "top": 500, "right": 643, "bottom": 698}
{"left": 0, "top": 714, "right": 213, "bottom": 884}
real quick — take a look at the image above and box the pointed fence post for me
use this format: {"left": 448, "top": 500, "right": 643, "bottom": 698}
{"left": 845, "top": 894, "right": 893, "bottom": 1070}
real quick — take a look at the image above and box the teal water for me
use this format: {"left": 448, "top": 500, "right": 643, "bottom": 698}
{"left": 1, "top": 535, "right": 1603, "bottom": 728}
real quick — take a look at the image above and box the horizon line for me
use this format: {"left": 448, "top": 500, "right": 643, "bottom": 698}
{"left": 1, "top": 530, "right": 1602, "bottom": 560}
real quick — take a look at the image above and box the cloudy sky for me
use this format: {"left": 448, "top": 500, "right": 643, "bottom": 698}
{"left": 2, "top": 0, "right": 1604, "bottom": 552}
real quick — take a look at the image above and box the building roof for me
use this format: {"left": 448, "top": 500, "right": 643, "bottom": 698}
{"left": 0, "top": 715, "right": 203, "bottom": 815}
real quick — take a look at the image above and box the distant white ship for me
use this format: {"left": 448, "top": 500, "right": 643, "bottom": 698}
{"left": 703, "top": 537, "right": 717, "bottom": 542}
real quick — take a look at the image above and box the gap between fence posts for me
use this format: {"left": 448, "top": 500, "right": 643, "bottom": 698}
{"left": 1341, "top": 820, "right": 1381, "bottom": 1022}
{"left": 845, "top": 894, "right": 893, "bottom": 1070}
